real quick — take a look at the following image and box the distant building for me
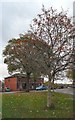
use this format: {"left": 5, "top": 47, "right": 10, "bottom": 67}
{"left": 4, "top": 74, "right": 44, "bottom": 91}
{"left": 0, "top": 81, "right": 2, "bottom": 92}
{"left": 0, "top": 81, "right": 2, "bottom": 88}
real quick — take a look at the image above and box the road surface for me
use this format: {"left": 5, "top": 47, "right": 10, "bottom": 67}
{"left": 54, "top": 88, "right": 75, "bottom": 95}
{"left": 0, "top": 88, "right": 75, "bottom": 95}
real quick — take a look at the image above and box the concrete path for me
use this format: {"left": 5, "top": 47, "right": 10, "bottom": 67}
{"left": 54, "top": 88, "right": 75, "bottom": 95}
{"left": 0, "top": 88, "right": 75, "bottom": 95}
{"left": 0, "top": 91, "right": 17, "bottom": 94}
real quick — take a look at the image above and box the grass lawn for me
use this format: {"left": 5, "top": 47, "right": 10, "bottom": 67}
{"left": 0, "top": 94, "right": 2, "bottom": 119}
{"left": 2, "top": 91, "right": 75, "bottom": 118}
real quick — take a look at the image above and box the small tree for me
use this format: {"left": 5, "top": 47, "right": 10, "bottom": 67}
{"left": 30, "top": 6, "right": 74, "bottom": 108}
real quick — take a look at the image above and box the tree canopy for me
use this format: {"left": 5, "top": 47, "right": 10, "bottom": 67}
{"left": 3, "top": 33, "right": 49, "bottom": 91}
{"left": 30, "top": 6, "right": 73, "bottom": 80}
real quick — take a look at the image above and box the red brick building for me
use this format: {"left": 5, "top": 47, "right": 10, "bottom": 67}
{"left": 4, "top": 74, "right": 44, "bottom": 91}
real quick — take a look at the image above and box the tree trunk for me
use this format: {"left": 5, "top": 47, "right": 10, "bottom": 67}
{"left": 26, "top": 72, "right": 31, "bottom": 92}
{"left": 47, "top": 75, "right": 52, "bottom": 108}
{"left": 52, "top": 78, "right": 54, "bottom": 92}
{"left": 34, "top": 77, "right": 36, "bottom": 90}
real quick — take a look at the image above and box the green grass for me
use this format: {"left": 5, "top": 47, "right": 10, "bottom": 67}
{"left": 0, "top": 94, "right": 2, "bottom": 119}
{"left": 2, "top": 91, "right": 75, "bottom": 118}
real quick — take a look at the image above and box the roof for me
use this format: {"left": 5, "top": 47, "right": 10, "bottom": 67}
{"left": 5, "top": 73, "right": 27, "bottom": 79}
{"left": 4, "top": 73, "right": 44, "bottom": 79}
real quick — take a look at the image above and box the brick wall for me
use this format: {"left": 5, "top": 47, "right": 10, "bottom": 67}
{"left": 5, "top": 77, "right": 17, "bottom": 91}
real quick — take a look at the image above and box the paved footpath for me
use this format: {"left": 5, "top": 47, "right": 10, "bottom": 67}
{"left": 54, "top": 88, "right": 75, "bottom": 95}
{"left": 0, "top": 88, "right": 75, "bottom": 95}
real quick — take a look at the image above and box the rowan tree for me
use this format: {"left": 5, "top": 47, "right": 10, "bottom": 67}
{"left": 30, "top": 6, "right": 74, "bottom": 108}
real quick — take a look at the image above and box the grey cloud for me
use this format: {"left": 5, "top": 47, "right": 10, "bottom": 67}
{"left": 2, "top": 2, "right": 42, "bottom": 45}
{"left": 2, "top": 2, "right": 41, "bottom": 19}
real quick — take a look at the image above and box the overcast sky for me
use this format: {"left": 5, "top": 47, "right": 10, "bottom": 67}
{"left": 0, "top": 0, "right": 74, "bottom": 83}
